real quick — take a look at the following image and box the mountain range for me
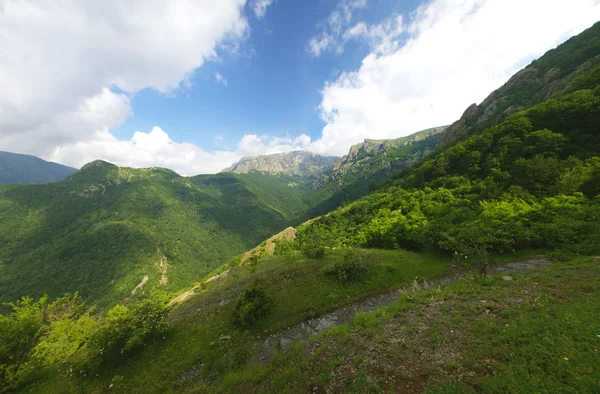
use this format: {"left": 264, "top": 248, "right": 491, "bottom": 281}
{"left": 1, "top": 21, "right": 600, "bottom": 394}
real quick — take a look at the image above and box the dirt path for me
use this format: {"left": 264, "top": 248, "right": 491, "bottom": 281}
{"left": 256, "top": 257, "right": 550, "bottom": 363}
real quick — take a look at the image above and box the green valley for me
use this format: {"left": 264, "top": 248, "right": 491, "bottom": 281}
{"left": 1, "top": 17, "right": 600, "bottom": 394}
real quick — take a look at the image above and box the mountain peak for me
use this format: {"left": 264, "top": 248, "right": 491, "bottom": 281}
{"left": 80, "top": 159, "right": 117, "bottom": 171}
{"left": 223, "top": 151, "right": 337, "bottom": 178}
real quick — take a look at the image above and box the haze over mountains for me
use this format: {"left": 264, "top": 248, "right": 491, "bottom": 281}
{"left": 0, "top": 151, "right": 76, "bottom": 185}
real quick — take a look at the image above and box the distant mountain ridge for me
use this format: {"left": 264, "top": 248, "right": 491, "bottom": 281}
{"left": 321, "top": 126, "right": 448, "bottom": 187}
{"left": 223, "top": 151, "right": 337, "bottom": 178}
{"left": 0, "top": 151, "right": 77, "bottom": 184}
{"left": 438, "top": 21, "right": 600, "bottom": 147}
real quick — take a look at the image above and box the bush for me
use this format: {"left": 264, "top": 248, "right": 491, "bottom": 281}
{"left": 232, "top": 286, "right": 271, "bottom": 328}
{"left": 302, "top": 243, "right": 326, "bottom": 259}
{"left": 94, "top": 290, "right": 171, "bottom": 359}
{"left": 323, "top": 250, "right": 368, "bottom": 284}
{"left": 273, "top": 239, "right": 296, "bottom": 256}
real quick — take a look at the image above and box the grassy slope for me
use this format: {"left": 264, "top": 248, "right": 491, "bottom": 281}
{"left": 26, "top": 249, "right": 454, "bottom": 393}
{"left": 0, "top": 163, "right": 308, "bottom": 308}
{"left": 221, "top": 256, "right": 600, "bottom": 393}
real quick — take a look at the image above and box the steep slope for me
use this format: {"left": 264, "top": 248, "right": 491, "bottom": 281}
{"left": 295, "top": 88, "right": 600, "bottom": 257}
{"left": 0, "top": 151, "right": 76, "bottom": 184}
{"left": 223, "top": 151, "right": 337, "bottom": 179}
{"left": 304, "top": 126, "right": 447, "bottom": 219}
{"left": 0, "top": 161, "right": 308, "bottom": 307}
{"left": 438, "top": 21, "right": 600, "bottom": 147}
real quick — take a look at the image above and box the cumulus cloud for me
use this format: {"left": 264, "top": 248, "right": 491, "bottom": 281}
{"left": 308, "top": 0, "right": 600, "bottom": 156}
{"left": 0, "top": 0, "right": 248, "bottom": 160}
{"left": 50, "top": 127, "right": 311, "bottom": 176}
{"left": 252, "top": 0, "right": 274, "bottom": 19}
{"left": 215, "top": 72, "right": 229, "bottom": 86}
{"left": 307, "top": 0, "right": 368, "bottom": 56}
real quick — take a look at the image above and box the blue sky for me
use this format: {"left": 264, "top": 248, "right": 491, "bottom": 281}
{"left": 111, "top": 0, "right": 421, "bottom": 152}
{"left": 1, "top": 0, "right": 599, "bottom": 174}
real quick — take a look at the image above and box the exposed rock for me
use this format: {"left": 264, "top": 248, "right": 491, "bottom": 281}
{"left": 240, "top": 226, "right": 297, "bottom": 265}
{"left": 503, "top": 276, "right": 513, "bottom": 281}
{"left": 222, "top": 151, "right": 336, "bottom": 178}
{"left": 317, "top": 126, "right": 448, "bottom": 188}
{"left": 205, "top": 269, "right": 230, "bottom": 283}
{"left": 131, "top": 275, "right": 149, "bottom": 295}
{"left": 437, "top": 29, "right": 600, "bottom": 148}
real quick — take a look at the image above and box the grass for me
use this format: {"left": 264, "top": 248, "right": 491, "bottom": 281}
{"left": 216, "top": 255, "right": 600, "bottom": 393}
{"left": 24, "top": 248, "right": 450, "bottom": 393}
{"left": 21, "top": 249, "right": 583, "bottom": 393}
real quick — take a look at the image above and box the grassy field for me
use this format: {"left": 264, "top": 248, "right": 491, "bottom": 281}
{"left": 218, "top": 256, "right": 600, "bottom": 393}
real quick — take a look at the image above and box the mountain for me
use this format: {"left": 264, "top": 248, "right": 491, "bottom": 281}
{"left": 304, "top": 126, "right": 448, "bottom": 218}
{"left": 223, "top": 151, "right": 337, "bottom": 178}
{"left": 0, "top": 151, "right": 77, "bottom": 184}
{"left": 0, "top": 160, "right": 312, "bottom": 307}
{"left": 438, "top": 21, "right": 600, "bottom": 147}
{"left": 3, "top": 20, "right": 600, "bottom": 394}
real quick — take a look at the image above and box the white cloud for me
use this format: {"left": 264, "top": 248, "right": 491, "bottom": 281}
{"left": 50, "top": 127, "right": 311, "bottom": 176}
{"left": 307, "top": 0, "right": 368, "bottom": 56}
{"left": 0, "top": 0, "right": 248, "bottom": 159}
{"left": 308, "top": 0, "right": 600, "bottom": 156}
{"left": 253, "top": 0, "right": 274, "bottom": 19}
{"left": 215, "top": 72, "right": 229, "bottom": 86}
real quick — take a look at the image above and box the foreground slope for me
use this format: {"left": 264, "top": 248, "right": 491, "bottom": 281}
{"left": 0, "top": 151, "right": 76, "bottom": 185}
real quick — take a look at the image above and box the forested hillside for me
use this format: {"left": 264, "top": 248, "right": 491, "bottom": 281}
{"left": 294, "top": 88, "right": 600, "bottom": 261}
{"left": 0, "top": 161, "right": 310, "bottom": 307}
{"left": 438, "top": 21, "right": 600, "bottom": 147}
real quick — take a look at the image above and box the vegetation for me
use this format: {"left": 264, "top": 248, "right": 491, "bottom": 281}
{"left": 231, "top": 286, "right": 272, "bottom": 327}
{"left": 4, "top": 249, "right": 450, "bottom": 393}
{"left": 295, "top": 88, "right": 600, "bottom": 263}
{"left": 0, "top": 291, "right": 170, "bottom": 392}
{"left": 0, "top": 162, "right": 315, "bottom": 308}
{"left": 2, "top": 19, "right": 600, "bottom": 394}
{"left": 221, "top": 256, "right": 599, "bottom": 393}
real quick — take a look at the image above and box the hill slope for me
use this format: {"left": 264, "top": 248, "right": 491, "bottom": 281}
{"left": 304, "top": 126, "right": 448, "bottom": 219}
{"left": 0, "top": 151, "right": 76, "bottom": 184}
{"left": 438, "top": 21, "right": 600, "bottom": 147}
{"left": 0, "top": 161, "right": 310, "bottom": 307}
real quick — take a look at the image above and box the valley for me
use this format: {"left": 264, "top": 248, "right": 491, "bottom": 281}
{"left": 0, "top": 17, "right": 599, "bottom": 394}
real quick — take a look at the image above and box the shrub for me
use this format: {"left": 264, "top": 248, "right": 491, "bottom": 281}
{"left": 232, "top": 286, "right": 271, "bottom": 328}
{"left": 273, "top": 239, "right": 296, "bottom": 256}
{"left": 94, "top": 290, "right": 171, "bottom": 359}
{"left": 323, "top": 250, "right": 368, "bottom": 284}
{"left": 302, "top": 243, "right": 326, "bottom": 259}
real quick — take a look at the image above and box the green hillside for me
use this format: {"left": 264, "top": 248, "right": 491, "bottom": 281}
{"left": 304, "top": 126, "right": 448, "bottom": 219}
{"left": 0, "top": 151, "right": 76, "bottom": 185}
{"left": 294, "top": 88, "right": 600, "bottom": 259}
{"left": 1, "top": 21, "right": 600, "bottom": 394}
{"left": 0, "top": 161, "right": 309, "bottom": 308}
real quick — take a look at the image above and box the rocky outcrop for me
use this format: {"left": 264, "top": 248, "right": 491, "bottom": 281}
{"left": 437, "top": 22, "right": 600, "bottom": 148}
{"left": 223, "top": 151, "right": 336, "bottom": 178}
{"left": 318, "top": 126, "right": 447, "bottom": 188}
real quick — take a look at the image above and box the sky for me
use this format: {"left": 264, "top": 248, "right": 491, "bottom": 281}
{"left": 1, "top": 0, "right": 599, "bottom": 175}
